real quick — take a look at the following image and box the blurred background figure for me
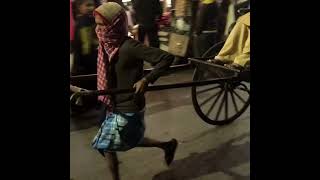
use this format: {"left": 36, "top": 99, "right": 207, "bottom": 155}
{"left": 131, "top": 0, "right": 162, "bottom": 48}
{"left": 71, "top": 0, "right": 99, "bottom": 112}
{"left": 70, "top": 0, "right": 75, "bottom": 52}
{"left": 70, "top": 0, "right": 75, "bottom": 73}
{"left": 101, "top": 0, "right": 128, "bottom": 9}
{"left": 73, "top": 0, "right": 98, "bottom": 75}
{"left": 125, "top": 2, "right": 136, "bottom": 28}
{"left": 157, "top": 6, "right": 172, "bottom": 28}
{"left": 216, "top": 0, "right": 231, "bottom": 41}
{"left": 192, "top": 0, "right": 219, "bottom": 57}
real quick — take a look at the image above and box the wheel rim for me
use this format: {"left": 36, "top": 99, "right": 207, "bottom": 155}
{"left": 192, "top": 66, "right": 250, "bottom": 125}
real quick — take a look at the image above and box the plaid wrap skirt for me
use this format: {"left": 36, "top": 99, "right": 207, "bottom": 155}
{"left": 92, "top": 110, "right": 145, "bottom": 152}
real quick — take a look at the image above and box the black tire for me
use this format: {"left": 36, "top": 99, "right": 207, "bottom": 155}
{"left": 191, "top": 41, "right": 250, "bottom": 125}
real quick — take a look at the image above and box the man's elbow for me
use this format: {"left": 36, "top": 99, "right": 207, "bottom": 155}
{"left": 167, "top": 55, "right": 175, "bottom": 66}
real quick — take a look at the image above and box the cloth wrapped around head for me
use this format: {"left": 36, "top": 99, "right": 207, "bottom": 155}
{"left": 94, "top": 2, "right": 128, "bottom": 58}
{"left": 94, "top": 2, "right": 128, "bottom": 106}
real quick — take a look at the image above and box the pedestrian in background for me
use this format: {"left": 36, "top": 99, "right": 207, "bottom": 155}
{"left": 131, "top": 0, "right": 162, "bottom": 48}
{"left": 193, "top": 0, "right": 220, "bottom": 57}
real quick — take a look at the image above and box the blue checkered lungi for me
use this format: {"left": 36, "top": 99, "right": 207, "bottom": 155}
{"left": 92, "top": 110, "right": 145, "bottom": 152}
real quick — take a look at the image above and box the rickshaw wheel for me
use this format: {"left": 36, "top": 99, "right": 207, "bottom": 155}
{"left": 191, "top": 41, "right": 250, "bottom": 125}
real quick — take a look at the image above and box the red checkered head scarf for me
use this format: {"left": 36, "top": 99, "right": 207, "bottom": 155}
{"left": 94, "top": 2, "right": 128, "bottom": 106}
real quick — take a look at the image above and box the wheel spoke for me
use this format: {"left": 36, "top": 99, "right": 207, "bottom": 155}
{"left": 232, "top": 89, "right": 247, "bottom": 104}
{"left": 215, "top": 89, "right": 226, "bottom": 120}
{"left": 230, "top": 90, "right": 239, "bottom": 113}
{"left": 200, "top": 89, "right": 223, "bottom": 107}
{"left": 224, "top": 88, "right": 228, "bottom": 120}
{"left": 205, "top": 90, "right": 224, "bottom": 116}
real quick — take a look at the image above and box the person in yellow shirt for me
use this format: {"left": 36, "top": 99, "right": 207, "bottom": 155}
{"left": 209, "top": 12, "right": 250, "bottom": 70}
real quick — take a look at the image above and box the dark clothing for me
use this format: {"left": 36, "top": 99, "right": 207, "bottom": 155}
{"left": 191, "top": 0, "right": 200, "bottom": 34}
{"left": 132, "top": 0, "right": 162, "bottom": 48}
{"left": 194, "top": 2, "right": 219, "bottom": 34}
{"left": 138, "top": 24, "right": 160, "bottom": 48}
{"left": 193, "top": 1, "right": 219, "bottom": 57}
{"left": 94, "top": 0, "right": 101, "bottom": 7}
{"left": 217, "top": 0, "right": 230, "bottom": 40}
{"left": 108, "top": 37, "right": 174, "bottom": 113}
{"left": 193, "top": 33, "right": 217, "bottom": 57}
{"left": 131, "top": 0, "right": 162, "bottom": 27}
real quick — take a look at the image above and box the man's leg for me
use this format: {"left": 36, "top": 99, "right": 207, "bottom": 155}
{"left": 138, "top": 25, "right": 146, "bottom": 44}
{"left": 192, "top": 34, "right": 202, "bottom": 57}
{"left": 146, "top": 25, "right": 160, "bottom": 48}
{"left": 104, "top": 152, "right": 120, "bottom": 180}
{"left": 138, "top": 137, "right": 168, "bottom": 148}
{"left": 137, "top": 137, "right": 178, "bottom": 165}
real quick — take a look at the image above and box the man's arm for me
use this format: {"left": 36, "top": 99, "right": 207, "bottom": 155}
{"left": 129, "top": 40, "right": 174, "bottom": 84}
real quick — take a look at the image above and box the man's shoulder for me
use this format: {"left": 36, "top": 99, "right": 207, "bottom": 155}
{"left": 124, "top": 37, "right": 140, "bottom": 44}
{"left": 120, "top": 37, "right": 143, "bottom": 54}
{"left": 121, "top": 37, "right": 143, "bottom": 48}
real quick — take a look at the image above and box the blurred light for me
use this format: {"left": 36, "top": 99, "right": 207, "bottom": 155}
{"left": 167, "top": 0, "right": 172, "bottom": 8}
